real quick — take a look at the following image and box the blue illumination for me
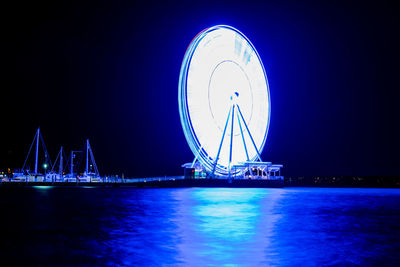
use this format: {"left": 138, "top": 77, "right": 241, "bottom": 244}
{"left": 33, "top": 186, "right": 53, "bottom": 190}
{"left": 172, "top": 188, "right": 284, "bottom": 264}
{"left": 179, "top": 25, "right": 271, "bottom": 176}
{"left": 4, "top": 188, "right": 399, "bottom": 265}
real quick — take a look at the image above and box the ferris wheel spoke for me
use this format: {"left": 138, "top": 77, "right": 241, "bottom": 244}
{"left": 228, "top": 104, "right": 236, "bottom": 172}
{"left": 236, "top": 107, "right": 250, "bottom": 161}
{"left": 212, "top": 105, "right": 233, "bottom": 176}
{"left": 237, "top": 104, "right": 262, "bottom": 162}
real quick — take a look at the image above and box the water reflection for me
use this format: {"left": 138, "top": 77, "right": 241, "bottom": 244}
{"left": 173, "top": 188, "right": 284, "bottom": 265}
{"left": 1, "top": 187, "right": 399, "bottom": 266}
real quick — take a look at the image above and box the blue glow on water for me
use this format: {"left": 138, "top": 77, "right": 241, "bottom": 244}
{"left": 0, "top": 187, "right": 399, "bottom": 265}
{"left": 33, "top": 186, "right": 53, "bottom": 190}
{"left": 172, "top": 188, "right": 283, "bottom": 265}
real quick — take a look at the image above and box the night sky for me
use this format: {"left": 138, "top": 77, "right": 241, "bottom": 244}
{"left": 2, "top": 0, "right": 399, "bottom": 177}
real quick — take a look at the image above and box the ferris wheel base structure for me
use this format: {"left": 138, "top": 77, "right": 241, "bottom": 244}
{"left": 179, "top": 25, "right": 283, "bottom": 180}
{"left": 181, "top": 161, "right": 283, "bottom": 180}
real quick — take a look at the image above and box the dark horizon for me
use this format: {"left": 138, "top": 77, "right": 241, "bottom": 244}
{"left": 2, "top": 0, "right": 399, "bottom": 177}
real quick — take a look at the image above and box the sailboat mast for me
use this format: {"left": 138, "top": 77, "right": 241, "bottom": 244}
{"left": 34, "top": 128, "right": 40, "bottom": 174}
{"left": 59, "top": 146, "right": 63, "bottom": 176}
{"left": 70, "top": 151, "right": 73, "bottom": 176}
{"left": 86, "top": 139, "right": 89, "bottom": 174}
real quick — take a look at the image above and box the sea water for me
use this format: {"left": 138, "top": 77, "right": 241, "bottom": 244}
{"left": 0, "top": 187, "right": 399, "bottom": 265}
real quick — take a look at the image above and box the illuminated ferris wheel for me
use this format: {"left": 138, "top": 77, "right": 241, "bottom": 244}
{"left": 179, "top": 25, "right": 276, "bottom": 177}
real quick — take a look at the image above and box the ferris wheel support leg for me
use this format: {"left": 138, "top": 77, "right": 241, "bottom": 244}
{"left": 236, "top": 108, "right": 250, "bottom": 161}
{"left": 228, "top": 105, "right": 235, "bottom": 177}
{"left": 191, "top": 144, "right": 203, "bottom": 168}
{"left": 211, "top": 105, "right": 233, "bottom": 177}
{"left": 191, "top": 156, "right": 197, "bottom": 168}
{"left": 237, "top": 105, "right": 263, "bottom": 162}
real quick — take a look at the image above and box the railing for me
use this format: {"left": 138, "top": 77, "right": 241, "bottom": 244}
{"left": 124, "top": 176, "right": 185, "bottom": 183}
{"left": 1, "top": 176, "right": 185, "bottom": 184}
{"left": 1, "top": 175, "right": 282, "bottom": 184}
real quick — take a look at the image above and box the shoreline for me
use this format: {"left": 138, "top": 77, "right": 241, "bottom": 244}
{"left": 0, "top": 178, "right": 284, "bottom": 188}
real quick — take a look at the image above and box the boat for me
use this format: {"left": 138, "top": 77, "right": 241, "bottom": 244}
{"left": 65, "top": 139, "right": 101, "bottom": 183}
{"left": 45, "top": 146, "right": 65, "bottom": 182}
{"left": 13, "top": 128, "right": 52, "bottom": 182}
{"left": 79, "top": 139, "right": 102, "bottom": 182}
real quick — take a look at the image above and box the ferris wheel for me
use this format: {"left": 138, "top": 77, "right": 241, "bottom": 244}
{"left": 179, "top": 25, "right": 272, "bottom": 177}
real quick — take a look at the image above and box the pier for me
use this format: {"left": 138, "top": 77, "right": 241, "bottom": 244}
{"left": 1, "top": 176, "right": 284, "bottom": 188}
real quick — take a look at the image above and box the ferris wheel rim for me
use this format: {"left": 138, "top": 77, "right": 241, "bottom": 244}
{"left": 178, "top": 25, "right": 271, "bottom": 176}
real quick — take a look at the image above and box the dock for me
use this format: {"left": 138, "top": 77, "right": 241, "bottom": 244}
{"left": 1, "top": 176, "right": 284, "bottom": 188}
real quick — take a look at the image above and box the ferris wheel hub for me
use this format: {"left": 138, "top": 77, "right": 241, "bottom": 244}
{"left": 230, "top": 92, "right": 239, "bottom": 104}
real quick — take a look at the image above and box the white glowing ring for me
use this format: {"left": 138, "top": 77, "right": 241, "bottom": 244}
{"left": 179, "top": 25, "right": 270, "bottom": 176}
